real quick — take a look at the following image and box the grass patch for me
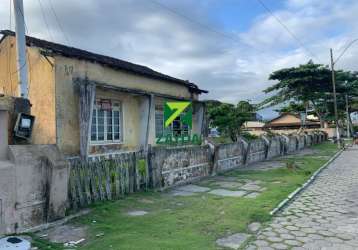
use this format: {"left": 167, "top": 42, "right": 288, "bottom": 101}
{"left": 27, "top": 233, "right": 64, "bottom": 250}
{"left": 35, "top": 142, "right": 337, "bottom": 250}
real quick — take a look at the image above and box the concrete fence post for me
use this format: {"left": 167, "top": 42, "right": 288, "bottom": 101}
{"left": 261, "top": 135, "right": 271, "bottom": 159}
{"left": 240, "top": 138, "right": 250, "bottom": 165}
{"left": 294, "top": 135, "right": 300, "bottom": 151}
{"left": 281, "top": 135, "right": 289, "bottom": 155}
{"left": 210, "top": 143, "right": 219, "bottom": 176}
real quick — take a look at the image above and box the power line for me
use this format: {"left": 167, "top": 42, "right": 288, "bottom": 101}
{"left": 47, "top": 0, "right": 71, "bottom": 45}
{"left": 149, "top": 0, "right": 237, "bottom": 43}
{"left": 147, "top": 0, "right": 271, "bottom": 55}
{"left": 37, "top": 0, "right": 55, "bottom": 41}
{"left": 256, "top": 0, "right": 319, "bottom": 61}
{"left": 334, "top": 38, "right": 358, "bottom": 64}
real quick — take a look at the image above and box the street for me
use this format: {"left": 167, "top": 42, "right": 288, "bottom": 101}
{"left": 247, "top": 146, "right": 358, "bottom": 250}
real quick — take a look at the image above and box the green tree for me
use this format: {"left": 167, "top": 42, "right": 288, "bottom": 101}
{"left": 207, "top": 100, "right": 256, "bottom": 141}
{"left": 260, "top": 61, "right": 331, "bottom": 127}
{"left": 275, "top": 101, "right": 306, "bottom": 114}
{"left": 260, "top": 61, "right": 358, "bottom": 128}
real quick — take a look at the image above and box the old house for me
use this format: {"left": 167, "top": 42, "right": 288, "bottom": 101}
{"left": 0, "top": 30, "right": 208, "bottom": 158}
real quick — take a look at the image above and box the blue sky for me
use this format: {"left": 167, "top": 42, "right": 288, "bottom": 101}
{"left": 1, "top": 0, "right": 358, "bottom": 119}
{"left": 209, "top": 0, "right": 283, "bottom": 32}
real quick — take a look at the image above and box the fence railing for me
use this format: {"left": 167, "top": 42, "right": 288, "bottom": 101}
{"left": 68, "top": 150, "right": 149, "bottom": 209}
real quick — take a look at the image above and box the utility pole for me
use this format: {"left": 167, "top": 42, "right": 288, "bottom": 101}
{"left": 330, "top": 48, "right": 341, "bottom": 148}
{"left": 345, "top": 94, "right": 351, "bottom": 138}
{"left": 13, "top": 0, "right": 29, "bottom": 98}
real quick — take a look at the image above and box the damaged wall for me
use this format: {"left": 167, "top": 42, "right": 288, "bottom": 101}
{"left": 210, "top": 132, "right": 327, "bottom": 176}
{"left": 150, "top": 145, "right": 212, "bottom": 188}
{"left": 213, "top": 141, "right": 245, "bottom": 173}
{"left": 0, "top": 145, "right": 69, "bottom": 235}
{"left": 152, "top": 132, "right": 327, "bottom": 188}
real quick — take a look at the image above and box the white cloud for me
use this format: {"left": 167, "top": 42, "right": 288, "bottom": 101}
{"left": 1, "top": 0, "right": 358, "bottom": 119}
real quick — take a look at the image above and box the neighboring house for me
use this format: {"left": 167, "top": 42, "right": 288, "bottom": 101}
{"left": 0, "top": 30, "right": 208, "bottom": 157}
{"left": 242, "top": 121, "right": 266, "bottom": 136}
{"left": 243, "top": 121, "right": 266, "bottom": 131}
{"left": 265, "top": 113, "right": 321, "bottom": 130}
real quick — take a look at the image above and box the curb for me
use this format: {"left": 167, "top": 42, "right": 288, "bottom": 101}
{"left": 270, "top": 148, "right": 344, "bottom": 216}
{"left": 19, "top": 209, "right": 91, "bottom": 234}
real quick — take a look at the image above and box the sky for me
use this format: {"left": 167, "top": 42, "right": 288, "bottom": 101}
{"left": 1, "top": 0, "right": 358, "bottom": 119}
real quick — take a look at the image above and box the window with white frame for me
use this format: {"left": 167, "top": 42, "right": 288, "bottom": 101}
{"left": 91, "top": 99, "right": 123, "bottom": 144}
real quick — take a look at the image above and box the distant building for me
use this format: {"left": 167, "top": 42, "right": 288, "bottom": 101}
{"left": 243, "top": 121, "right": 266, "bottom": 131}
{"left": 265, "top": 113, "right": 321, "bottom": 130}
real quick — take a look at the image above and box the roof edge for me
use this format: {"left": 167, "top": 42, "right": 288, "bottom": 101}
{"left": 0, "top": 29, "right": 208, "bottom": 94}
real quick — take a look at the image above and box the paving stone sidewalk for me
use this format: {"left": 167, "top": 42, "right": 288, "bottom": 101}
{"left": 246, "top": 146, "right": 358, "bottom": 250}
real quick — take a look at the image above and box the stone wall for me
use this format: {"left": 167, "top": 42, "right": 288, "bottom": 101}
{"left": 298, "top": 135, "right": 305, "bottom": 150}
{"left": 285, "top": 135, "right": 298, "bottom": 153}
{"left": 213, "top": 141, "right": 245, "bottom": 172}
{"left": 305, "top": 134, "right": 312, "bottom": 146}
{"left": 266, "top": 136, "right": 283, "bottom": 159}
{"left": 210, "top": 132, "right": 327, "bottom": 176}
{"left": 247, "top": 139, "right": 267, "bottom": 164}
{"left": 150, "top": 132, "right": 327, "bottom": 186}
{"left": 150, "top": 145, "right": 212, "bottom": 188}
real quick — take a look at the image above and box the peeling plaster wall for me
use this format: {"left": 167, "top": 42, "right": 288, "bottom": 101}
{"left": 0, "top": 145, "right": 68, "bottom": 235}
{"left": 0, "top": 36, "right": 56, "bottom": 145}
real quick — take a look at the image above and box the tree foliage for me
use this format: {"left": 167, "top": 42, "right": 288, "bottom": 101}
{"left": 260, "top": 61, "right": 358, "bottom": 127}
{"left": 206, "top": 100, "right": 257, "bottom": 141}
{"left": 275, "top": 101, "right": 306, "bottom": 114}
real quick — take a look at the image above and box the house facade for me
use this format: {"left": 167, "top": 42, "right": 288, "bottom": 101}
{"left": 0, "top": 30, "right": 207, "bottom": 157}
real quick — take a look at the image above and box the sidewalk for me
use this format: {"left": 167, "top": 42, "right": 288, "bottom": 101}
{"left": 246, "top": 146, "right": 358, "bottom": 250}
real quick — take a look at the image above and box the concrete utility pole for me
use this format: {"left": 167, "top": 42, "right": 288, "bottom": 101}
{"left": 13, "top": 0, "right": 29, "bottom": 98}
{"left": 330, "top": 48, "right": 341, "bottom": 148}
{"left": 346, "top": 94, "right": 351, "bottom": 138}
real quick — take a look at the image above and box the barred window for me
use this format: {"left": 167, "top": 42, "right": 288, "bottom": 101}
{"left": 155, "top": 104, "right": 190, "bottom": 138}
{"left": 91, "top": 99, "right": 122, "bottom": 144}
{"left": 155, "top": 109, "right": 164, "bottom": 138}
